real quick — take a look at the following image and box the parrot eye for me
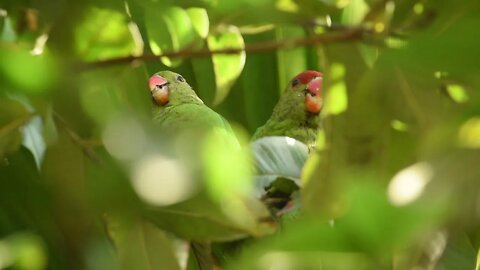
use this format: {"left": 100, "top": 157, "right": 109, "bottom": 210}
{"left": 176, "top": 75, "right": 185, "bottom": 82}
{"left": 291, "top": 78, "right": 300, "bottom": 87}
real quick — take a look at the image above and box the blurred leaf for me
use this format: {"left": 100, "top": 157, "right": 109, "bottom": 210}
{"left": 0, "top": 232, "right": 47, "bottom": 270}
{"left": 202, "top": 128, "right": 249, "bottom": 201}
{"left": 79, "top": 65, "right": 150, "bottom": 127}
{"left": 144, "top": 192, "right": 275, "bottom": 242}
{"left": 436, "top": 233, "right": 477, "bottom": 270}
{"left": 75, "top": 7, "right": 137, "bottom": 61}
{"left": 145, "top": 5, "right": 176, "bottom": 66}
{"left": 1, "top": 16, "right": 17, "bottom": 42}
{"left": 275, "top": 26, "right": 307, "bottom": 95}
{"left": 105, "top": 215, "right": 182, "bottom": 270}
{"left": 446, "top": 84, "right": 469, "bottom": 103}
{"left": 230, "top": 180, "right": 445, "bottom": 269}
{"left": 324, "top": 63, "right": 348, "bottom": 117}
{"left": 0, "top": 49, "right": 58, "bottom": 94}
{"left": 240, "top": 30, "right": 279, "bottom": 132}
{"left": 251, "top": 136, "right": 308, "bottom": 197}
{"left": 341, "top": 0, "right": 369, "bottom": 25}
{"left": 41, "top": 129, "right": 90, "bottom": 266}
{"left": 191, "top": 54, "right": 216, "bottom": 106}
{"left": 21, "top": 115, "right": 45, "bottom": 169}
{"left": 207, "top": 26, "right": 245, "bottom": 105}
{"left": 0, "top": 99, "right": 31, "bottom": 159}
{"left": 163, "top": 7, "right": 197, "bottom": 50}
{"left": 146, "top": 6, "right": 197, "bottom": 67}
{"left": 6, "top": 92, "right": 50, "bottom": 169}
{"left": 186, "top": 8, "right": 209, "bottom": 39}
{"left": 0, "top": 146, "right": 69, "bottom": 269}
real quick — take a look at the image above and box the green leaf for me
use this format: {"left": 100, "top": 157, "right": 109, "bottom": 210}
{"left": 0, "top": 49, "right": 58, "bottom": 94}
{"left": 186, "top": 8, "right": 209, "bottom": 39}
{"left": 79, "top": 65, "right": 150, "bottom": 127}
{"left": 75, "top": 7, "right": 138, "bottom": 61}
{"left": 240, "top": 30, "right": 280, "bottom": 132}
{"left": 146, "top": 6, "right": 198, "bottom": 67}
{"left": 446, "top": 84, "right": 469, "bottom": 103}
{"left": 251, "top": 136, "right": 308, "bottom": 197}
{"left": 191, "top": 52, "right": 216, "bottom": 106}
{"left": 207, "top": 26, "right": 245, "bottom": 105}
{"left": 341, "top": 0, "right": 369, "bottom": 25}
{"left": 0, "top": 146, "right": 68, "bottom": 269}
{"left": 1, "top": 16, "right": 17, "bottom": 42}
{"left": 275, "top": 26, "right": 307, "bottom": 95}
{"left": 0, "top": 99, "right": 31, "bottom": 159}
{"left": 6, "top": 94, "right": 50, "bottom": 169}
{"left": 143, "top": 130, "right": 275, "bottom": 241}
{"left": 21, "top": 115, "right": 45, "bottom": 169}
{"left": 0, "top": 232, "right": 48, "bottom": 270}
{"left": 323, "top": 63, "right": 348, "bottom": 116}
{"left": 144, "top": 192, "right": 275, "bottom": 242}
{"left": 105, "top": 215, "right": 182, "bottom": 270}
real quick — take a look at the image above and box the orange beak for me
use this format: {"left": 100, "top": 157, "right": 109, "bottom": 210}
{"left": 305, "top": 77, "right": 322, "bottom": 114}
{"left": 149, "top": 75, "right": 169, "bottom": 106}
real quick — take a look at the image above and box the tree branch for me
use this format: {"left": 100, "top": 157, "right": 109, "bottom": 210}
{"left": 76, "top": 27, "right": 364, "bottom": 70}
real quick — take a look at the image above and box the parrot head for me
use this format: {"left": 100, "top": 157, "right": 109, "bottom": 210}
{"left": 149, "top": 70, "right": 201, "bottom": 106}
{"left": 289, "top": 70, "right": 323, "bottom": 114}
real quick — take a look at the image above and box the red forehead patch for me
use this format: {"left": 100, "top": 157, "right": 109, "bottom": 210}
{"left": 295, "top": 70, "right": 322, "bottom": 84}
{"left": 149, "top": 74, "right": 167, "bottom": 91}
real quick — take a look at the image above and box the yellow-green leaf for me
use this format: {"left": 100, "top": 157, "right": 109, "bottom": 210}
{"left": 207, "top": 26, "right": 246, "bottom": 105}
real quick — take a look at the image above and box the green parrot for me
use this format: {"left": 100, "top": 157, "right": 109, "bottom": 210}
{"left": 149, "top": 70, "right": 236, "bottom": 140}
{"left": 148, "top": 70, "right": 239, "bottom": 270}
{"left": 252, "top": 70, "right": 323, "bottom": 148}
{"left": 252, "top": 70, "right": 323, "bottom": 215}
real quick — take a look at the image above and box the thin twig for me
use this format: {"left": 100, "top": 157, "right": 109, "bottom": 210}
{"left": 53, "top": 111, "right": 103, "bottom": 164}
{"left": 76, "top": 28, "right": 365, "bottom": 70}
{"left": 0, "top": 112, "right": 36, "bottom": 137}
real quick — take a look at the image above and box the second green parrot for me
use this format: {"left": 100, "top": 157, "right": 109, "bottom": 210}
{"left": 252, "top": 70, "right": 323, "bottom": 148}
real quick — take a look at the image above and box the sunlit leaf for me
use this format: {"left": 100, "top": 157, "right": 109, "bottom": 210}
{"left": 324, "top": 81, "right": 348, "bottom": 115}
{"left": 207, "top": 26, "right": 246, "bottom": 105}
{"left": 186, "top": 8, "right": 209, "bottom": 39}
{"left": 446, "top": 84, "right": 469, "bottom": 103}
{"left": 0, "top": 232, "right": 47, "bottom": 270}
{"left": 276, "top": 0, "right": 300, "bottom": 13}
{"left": 0, "top": 49, "right": 58, "bottom": 94}
{"left": 341, "top": 0, "right": 369, "bottom": 25}
{"left": 146, "top": 6, "right": 197, "bottom": 67}
{"left": 75, "top": 8, "right": 137, "bottom": 61}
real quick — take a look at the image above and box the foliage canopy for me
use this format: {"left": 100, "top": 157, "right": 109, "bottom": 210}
{"left": 1, "top": 0, "right": 480, "bottom": 269}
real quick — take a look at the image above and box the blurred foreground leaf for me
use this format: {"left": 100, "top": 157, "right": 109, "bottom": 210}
{"left": 0, "top": 232, "right": 47, "bottom": 270}
{"left": 105, "top": 215, "right": 183, "bottom": 270}
{"left": 0, "top": 99, "right": 32, "bottom": 159}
